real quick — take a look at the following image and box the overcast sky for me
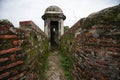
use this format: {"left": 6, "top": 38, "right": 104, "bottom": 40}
{"left": 0, "top": 0, "right": 119, "bottom": 31}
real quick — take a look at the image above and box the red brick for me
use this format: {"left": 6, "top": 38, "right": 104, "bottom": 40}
{"left": 108, "top": 48, "right": 117, "bottom": 52}
{"left": 91, "top": 25, "right": 111, "bottom": 29}
{"left": 0, "top": 60, "right": 23, "bottom": 71}
{"left": 89, "top": 38, "right": 100, "bottom": 42}
{"left": 86, "top": 32, "right": 92, "bottom": 36}
{"left": 99, "top": 43, "right": 120, "bottom": 47}
{"left": 8, "top": 60, "right": 23, "bottom": 68}
{"left": 0, "top": 27, "right": 9, "bottom": 31}
{"left": 99, "top": 75, "right": 106, "bottom": 80}
{"left": 107, "top": 31, "right": 120, "bottom": 35}
{"left": 109, "top": 54, "right": 120, "bottom": 58}
{"left": 12, "top": 70, "right": 18, "bottom": 75}
{"left": 0, "top": 58, "right": 9, "bottom": 63}
{"left": 108, "top": 48, "right": 120, "bottom": 52}
{"left": 77, "top": 67, "right": 84, "bottom": 76}
{"left": 0, "top": 48, "right": 21, "bottom": 55}
{"left": 10, "top": 54, "right": 15, "bottom": 61}
{"left": 96, "top": 61, "right": 108, "bottom": 66}
{"left": 0, "top": 72, "right": 10, "bottom": 79}
{"left": 8, "top": 71, "right": 26, "bottom": 80}
{"left": 0, "top": 35, "right": 17, "bottom": 39}
{"left": 12, "top": 40, "right": 20, "bottom": 46}
{"left": 86, "top": 61, "right": 102, "bottom": 68}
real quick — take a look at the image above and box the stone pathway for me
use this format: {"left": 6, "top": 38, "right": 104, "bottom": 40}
{"left": 45, "top": 51, "right": 66, "bottom": 80}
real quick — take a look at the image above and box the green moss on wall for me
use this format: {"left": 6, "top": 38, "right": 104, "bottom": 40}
{"left": 60, "top": 4, "right": 120, "bottom": 80}
{"left": 20, "top": 25, "right": 49, "bottom": 79}
{"left": 81, "top": 5, "right": 120, "bottom": 29}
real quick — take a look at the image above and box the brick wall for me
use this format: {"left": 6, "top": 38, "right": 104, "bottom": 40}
{"left": 60, "top": 4, "right": 120, "bottom": 80}
{"left": 19, "top": 21, "right": 49, "bottom": 80}
{"left": 20, "top": 20, "right": 46, "bottom": 36}
{"left": 72, "top": 25, "right": 120, "bottom": 80}
{"left": 0, "top": 21, "right": 49, "bottom": 79}
{"left": 0, "top": 21, "right": 25, "bottom": 79}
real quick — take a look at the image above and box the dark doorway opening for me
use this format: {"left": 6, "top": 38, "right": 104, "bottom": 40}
{"left": 50, "top": 21, "right": 59, "bottom": 48}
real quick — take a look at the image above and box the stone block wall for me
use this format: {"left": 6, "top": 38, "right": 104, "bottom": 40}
{"left": 60, "top": 4, "right": 120, "bottom": 80}
{"left": 0, "top": 20, "right": 49, "bottom": 79}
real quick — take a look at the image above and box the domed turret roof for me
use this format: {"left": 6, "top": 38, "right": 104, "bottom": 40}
{"left": 42, "top": 5, "right": 66, "bottom": 20}
{"left": 45, "top": 5, "right": 63, "bottom": 13}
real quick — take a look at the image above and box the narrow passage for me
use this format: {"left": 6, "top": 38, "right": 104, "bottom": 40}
{"left": 45, "top": 50, "right": 66, "bottom": 80}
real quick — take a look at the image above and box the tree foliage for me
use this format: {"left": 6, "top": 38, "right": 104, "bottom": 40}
{"left": 64, "top": 26, "right": 69, "bottom": 32}
{"left": 0, "top": 19, "right": 11, "bottom": 23}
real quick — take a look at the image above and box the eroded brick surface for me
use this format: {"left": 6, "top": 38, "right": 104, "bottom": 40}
{"left": 0, "top": 20, "right": 48, "bottom": 80}
{"left": 0, "top": 22, "right": 25, "bottom": 79}
{"left": 71, "top": 25, "right": 120, "bottom": 80}
{"left": 0, "top": 48, "right": 21, "bottom": 55}
{"left": 0, "top": 58, "right": 9, "bottom": 63}
{"left": 0, "top": 35, "right": 17, "bottom": 39}
{"left": 10, "top": 54, "right": 15, "bottom": 61}
{"left": 0, "top": 72, "right": 10, "bottom": 79}
{"left": 60, "top": 5, "right": 120, "bottom": 80}
{"left": 12, "top": 40, "right": 21, "bottom": 46}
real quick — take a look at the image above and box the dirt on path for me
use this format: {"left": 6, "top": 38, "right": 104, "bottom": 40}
{"left": 45, "top": 50, "right": 66, "bottom": 80}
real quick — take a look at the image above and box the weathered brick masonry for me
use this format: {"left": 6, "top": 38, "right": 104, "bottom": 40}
{"left": 0, "top": 21, "right": 49, "bottom": 80}
{"left": 19, "top": 21, "right": 49, "bottom": 80}
{"left": 60, "top": 5, "right": 120, "bottom": 80}
{"left": 0, "top": 21, "right": 25, "bottom": 79}
{"left": 0, "top": 4, "right": 120, "bottom": 80}
{"left": 72, "top": 25, "right": 120, "bottom": 80}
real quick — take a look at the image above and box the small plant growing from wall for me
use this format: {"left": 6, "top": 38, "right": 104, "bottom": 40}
{"left": 0, "top": 19, "right": 11, "bottom": 23}
{"left": 64, "top": 26, "right": 69, "bottom": 32}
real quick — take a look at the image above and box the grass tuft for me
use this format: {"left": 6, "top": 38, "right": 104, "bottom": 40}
{"left": 60, "top": 53, "right": 73, "bottom": 80}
